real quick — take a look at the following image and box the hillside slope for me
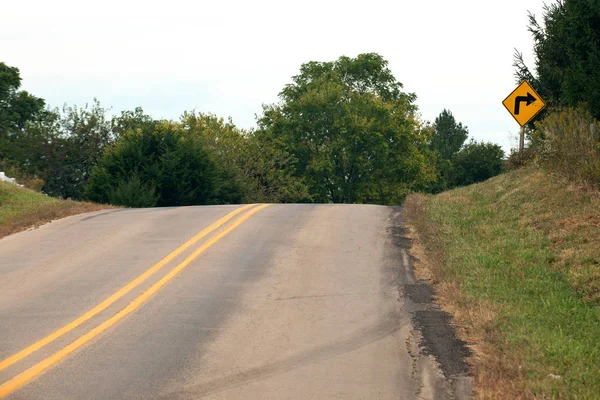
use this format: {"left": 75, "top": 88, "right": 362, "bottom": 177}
{"left": 404, "top": 167, "right": 600, "bottom": 399}
{"left": 0, "top": 181, "right": 107, "bottom": 239}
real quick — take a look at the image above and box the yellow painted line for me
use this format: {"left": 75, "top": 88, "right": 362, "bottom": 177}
{"left": 0, "top": 204, "right": 256, "bottom": 374}
{"left": 0, "top": 204, "right": 270, "bottom": 398}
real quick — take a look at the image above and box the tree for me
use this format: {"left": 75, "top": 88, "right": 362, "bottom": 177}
{"left": 514, "top": 0, "right": 600, "bottom": 119}
{"left": 449, "top": 140, "right": 505, "bottom": 187}
{"left": 0, "top": 65, "right": 114, "bottom": 198}
{"left": 0, "top": 62, "right": 46, "bottom": 175}
{"left": 85, "top": 121, "right": 220, "bottom": 207}
{"left": 111, "top": 107, "right": 154, "bottom": 137}
{"left": 430, "top": 109, "right": 469, "bottom": 160}
{"left": 180, "top": 112, "right": 246, "bottom": 204}
{"left": 51, "top": 100, "right": 113, "bottom": 198}
{"left": 0, "top": 62, "right": 45, "bottom": 135}
{"left": 258, "top": 53, "right": 436, "bottom": 204}
{"left": 181, "top": 111, "right": 308, "bottom": 203}
{"left": 9, "top": 100, "right": 114, "bottom": 199}
{"left": 425, "top": 109, "right": 469, "bottom": 193}
{"left": 240, "top": 129, "right": 309, "bottom": 203}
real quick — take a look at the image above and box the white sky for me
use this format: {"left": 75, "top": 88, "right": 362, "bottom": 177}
{"left": 2, "top": 0, "right": 546, "bottom": 152}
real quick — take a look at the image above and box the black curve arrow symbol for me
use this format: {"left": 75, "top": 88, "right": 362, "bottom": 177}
{"left": 514, "top": 92, "right": 537, "bottom": 115}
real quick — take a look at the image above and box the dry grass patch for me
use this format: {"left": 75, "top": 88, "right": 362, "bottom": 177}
{"left": 0, "top": 181, "right": 110, "bottom": 240}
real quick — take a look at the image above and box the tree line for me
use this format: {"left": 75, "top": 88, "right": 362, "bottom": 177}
{"left": 509, "top": 0, "right": 600, "bottom": 189}
{"left": 513, "top": 0, "right": 600, "bottom": 122}
{"left": 0, "top": 53, "right": 504, "bottom": 207}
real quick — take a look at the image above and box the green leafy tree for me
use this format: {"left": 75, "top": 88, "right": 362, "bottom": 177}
{"left": 51, "top": 100, "right": 113, "bottom": 198}
{"left": 241, "top": 130, "right": 309, "bottom": 203}
{"left": 514, "top": 0, "right": 600, "bottom": 119}
{"left": 0, "top": 62, "right": 46, "bottom": 177}
{"left": 258, "top": 53, "right": 436, "bottom": 204}
{"left": 180, "top": 112, "right": 246, "bottom": 204}
{"left": 85, "top": 121, "right": 219, "bottom": 207}
{"left": 1, "top": 99, "right": 114, "bottom": 198}
{"left": 0, "top": 65, "right": 143, "bottom": 198}
{"left": 426, "top": 154, "right": 453, "bottom": 194}
{"left": 3, "top": 109, "right": 61, "bottom": 186}
{"left": 181, "top": 112, "right": 308, "bottom": 203}
{"left": 0, "top": 62, "right": 45, "bottom": 135}
{"left": 111, "top": 107, "right": 154, "bottom": 137}
{"left": 449, "top": 140, "right": 505, "bottom": 187}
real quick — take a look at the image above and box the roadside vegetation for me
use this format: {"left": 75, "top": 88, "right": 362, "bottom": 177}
{"left": 405, "top": 1, "right": 600, "bottom": 397}
{"left": 405, "top": 168, "right": 600, "bottom": 398}
{"left": 0, "top": 52, "right": 506, "bottom": 239}
{"left": 0, "top": 54, "right": 504, "bottom": 208}
{"left": 0, "top": 181, "right": 106, "bottom": 240}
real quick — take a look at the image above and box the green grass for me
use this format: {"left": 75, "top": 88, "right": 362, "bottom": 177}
{"left": 405, "top": 167, "right": 600, "bottom": 399}
{"left": 0, "top": 181, "right": 107, "bottom": 239}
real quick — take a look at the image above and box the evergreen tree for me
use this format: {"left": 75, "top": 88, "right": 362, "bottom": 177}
{"left": 430, "top": 109, "right": 469, "bottom": 160}
{"left": 514, "top": 0, "right": 600, "bottom": 119}
{"left": 85, "top": 121, "right": 220, "bottom": 207}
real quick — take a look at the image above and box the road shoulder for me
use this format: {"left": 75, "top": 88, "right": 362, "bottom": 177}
{"left": 388, "top": 206, "right": 473, "bottom": 399}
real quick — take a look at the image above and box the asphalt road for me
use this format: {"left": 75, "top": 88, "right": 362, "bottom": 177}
{"left": 0, "top": 204, "right": 464, "bottom": 399}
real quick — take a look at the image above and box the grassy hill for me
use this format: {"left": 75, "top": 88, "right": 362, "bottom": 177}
{"left": 404, "top": 167, "right": 600, "bottom": 399}
{"left": 0, "top": 181, "right": 108, "bottom": 240}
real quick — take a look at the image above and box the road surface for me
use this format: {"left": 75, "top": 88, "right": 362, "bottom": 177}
{"left": 0, "top": 204, "right": 468, "bottom": 399}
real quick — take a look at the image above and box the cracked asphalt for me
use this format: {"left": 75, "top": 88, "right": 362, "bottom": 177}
{"left": 0, "top": 204, "right": 469, "bottom": 399}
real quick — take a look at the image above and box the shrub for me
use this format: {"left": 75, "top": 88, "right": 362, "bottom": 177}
{"left": 505, "top": 147, "right": 536, "bottom": 170}
{"left": 449, "top": 140, "right": 505, "bottom": 187}
{"left": 85, "top": 121, "right": 220, "bottom": 207}
{"left": 109, "top": 174, "right": 158, "bottom": 208}
{"left": 534, "top": 106, "right": 600, "bottom": 188}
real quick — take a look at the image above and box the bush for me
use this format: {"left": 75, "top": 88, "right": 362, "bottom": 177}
{"left": 449, "top": 140, "right": 505, "bottom": 187}
{"left": 534, "top": 106, "right": 600, "bottom": 188}
{"left": 109, "top": 174, "right": 158, "bottom": 208}
{"left": 85, "top": 121, "right": 220, "bottom": 207}
{"left": 505, "top": 146, "right": 537, "bottom": 170}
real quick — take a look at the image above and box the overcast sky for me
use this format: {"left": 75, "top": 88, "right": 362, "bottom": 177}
{"left": 2, "top": 0, "right": 546, "bottom": 152}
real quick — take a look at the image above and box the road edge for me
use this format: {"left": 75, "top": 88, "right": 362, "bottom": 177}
{"left": 388, "top": 206, "right": 473, "bottom": 400}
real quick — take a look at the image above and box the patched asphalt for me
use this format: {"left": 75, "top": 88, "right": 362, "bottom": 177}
{"left": 1, "top": 204, "right": 471, "bottom": 399}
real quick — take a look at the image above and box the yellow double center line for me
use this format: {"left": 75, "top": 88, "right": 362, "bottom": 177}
{"left": 0, "top": 203, "right": 270, "bottom": 398}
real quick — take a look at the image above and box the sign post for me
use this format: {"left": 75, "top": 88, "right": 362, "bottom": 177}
{"left": 502, "top": 81, "right": 546, "bottom": 152}
{"left": 519, "top": 126, "right": 525, "bottom": 152}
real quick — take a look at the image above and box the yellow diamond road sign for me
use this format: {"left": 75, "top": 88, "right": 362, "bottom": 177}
{"left": 502, "top": 81, "right": 546, "bottom": 127}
